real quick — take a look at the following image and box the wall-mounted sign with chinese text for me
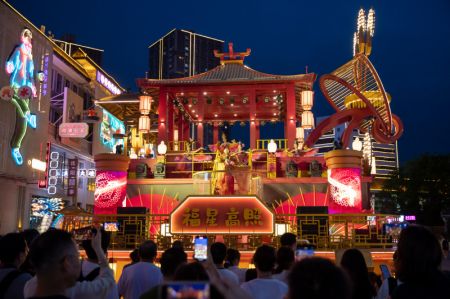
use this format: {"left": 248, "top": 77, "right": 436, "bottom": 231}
{"left": 67, "top": 158, "right": 78, "bottom": 196}
{"left": 59, "top": 122, "right": 89, "bottom": 138}
{"left": 170, "top": 196, "right": 274, "bottom": 234}
{"left": 96, "top": 70, "right": 122, "bottom": 95}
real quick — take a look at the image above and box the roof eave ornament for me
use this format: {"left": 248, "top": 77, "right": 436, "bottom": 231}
{"left": 214, "top": 42, "right": 251, "bottom": 65}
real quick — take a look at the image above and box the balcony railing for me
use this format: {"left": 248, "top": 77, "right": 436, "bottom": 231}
{"left": 62, "top": 213, "right": 396, "bottom": 250}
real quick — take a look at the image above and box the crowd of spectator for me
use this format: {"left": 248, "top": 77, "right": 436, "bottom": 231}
{"left": 0, "top": 225, "right": 449, "bottom": 299}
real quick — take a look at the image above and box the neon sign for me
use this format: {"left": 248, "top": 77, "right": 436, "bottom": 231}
{"left": 100, "top": 109, "right": 125, "bottom": 151}
{"left": 96, "top": 70, "right": 121, "bottom": 95}
{"left": 47, "top": 151, "right": 59, "bottom": 195}
{"left": 4, "top": 28, "right": 38, "bottom": 165}
{"left": 170, "top": 196, "right": 274, "bottom": 234}
{"left": 59, "top": 122, "right": 89, "bottom": 138}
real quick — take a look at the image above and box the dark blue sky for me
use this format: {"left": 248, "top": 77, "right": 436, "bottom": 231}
{"left": 9, "top": 0, "right": 450, "bottom": 163}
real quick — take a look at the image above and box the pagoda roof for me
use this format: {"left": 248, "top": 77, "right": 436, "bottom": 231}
{"left": 137, "top": 62, "right": 315, "bottom": 88}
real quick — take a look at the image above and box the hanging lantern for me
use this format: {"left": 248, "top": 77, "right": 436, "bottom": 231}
{"left": 139, "top": 95, "right": 152, "bottom": 115}
{"left": 296, "top": 127, "right": 305, "bottom": 140}
{"left": 301, "top": 90, "right": 314, "bottom": 111}
{"left": 301, "top": 111, "right": 314, "bottom": 129}
{"left": 139, "top": 115, "right": 150, "bottom": 133}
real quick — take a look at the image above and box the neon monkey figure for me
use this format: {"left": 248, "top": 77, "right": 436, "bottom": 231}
{"left": 5, "top": 28, "right": 38, "bottom": 165}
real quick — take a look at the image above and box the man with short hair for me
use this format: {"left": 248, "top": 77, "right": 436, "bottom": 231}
{"left": 118, "top": 240, "right": 163, "bottom": 299}
{"left": 210, "top": 242, "right": 238, "bottom": 284}
{"left": 24, "top": 228, "right": 115, "bottom": 299}
{"left": 139, "top": 247, "right": 187, "bottom": 299}
{"left": 225, "top": 248, "right": 246, "bottom": 284}
{"left": 241, "top": 245, "right": 288, "bottom": 299}
{"left": 27, "top": 229, "right": 81, "bottom": 299}
{"left": 0, "top": 233, "right": 32, "bottom": 299}
{"left": 280, "top": 232, "right": 297, "bottom": 251}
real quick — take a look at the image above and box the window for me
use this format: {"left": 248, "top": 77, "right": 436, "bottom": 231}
{"left": 56, "top": 73, "right": 62, "bottom": 93}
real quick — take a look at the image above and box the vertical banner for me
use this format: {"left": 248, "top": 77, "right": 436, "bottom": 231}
{"left": 67, "top": 158, "right": 78, "bottom": 197}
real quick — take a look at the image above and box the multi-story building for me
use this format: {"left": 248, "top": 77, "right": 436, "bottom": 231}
{"left": 53, "top": 37, "right": 104, "bottom": 67}
{"left": 0, "top": 0, "right": 125, "bottom": 234}
{"left": 313, "top": 116, "right": 399, "bottom": 179}
{"left": 148, "top": 29, "right": 224, "bottom": 79}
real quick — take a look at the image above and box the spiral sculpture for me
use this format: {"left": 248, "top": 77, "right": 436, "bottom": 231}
{"left": 305, "top": 54, "right": 403, "bottom": 148}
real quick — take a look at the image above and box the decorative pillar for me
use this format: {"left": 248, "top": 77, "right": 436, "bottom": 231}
{"left": 324, "top": 149, "right": 363, "bottom": 213}
{"left": 94, "top": 153, "right": 130, "bottom": 215}
{"left": 213, "top": 122, "right": 219, "bottom": 144}
{"left": 285, "top": 85, "right": 297, "bottom": 149}
{"left": 249, "top": 89, "right": 257, "bottom": 149}
{"left": 167, "top": 96, "right": 174, "bottom": 143}
{"left": 197, "top": 122, "right": 204, "bottom": 148}
{"left": 158, "top": 88, "right": 167, "bottom": 144}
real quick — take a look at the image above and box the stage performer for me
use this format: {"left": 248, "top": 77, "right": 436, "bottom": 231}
{"left": 4, "top": 28, "right": 38, "bottom": 165}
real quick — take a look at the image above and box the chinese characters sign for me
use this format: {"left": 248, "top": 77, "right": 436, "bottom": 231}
{"left": 67, "top": 158, "right": 78, "bottom": 196}
{"left": 59, "top": 123, "right": 89, "bottom": 138}
{"left": 170, "top": 196, "right": 274, "bottom": 234}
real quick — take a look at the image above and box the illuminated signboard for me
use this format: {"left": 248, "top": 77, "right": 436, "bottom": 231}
{"left": 59, "top": 122, "right": 89, "bottom": 138}
{"left": 327, "top": 168, "right": 362, "bottom": 211}
{"left": 47, "top": 151, "right": 60, "bottom": 195}
{"left": 94, "top": 170, "right": 127, "bottom": 214}
{"left": 96, "top": 70, "right": 121, "bottom": 95}
{"left": 170, "top": 196, "right": 274, "bottom": 234}
{"left": 100, "top": 109, "right": 125, "bottom": 151}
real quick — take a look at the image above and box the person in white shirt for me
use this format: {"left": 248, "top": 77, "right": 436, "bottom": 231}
{"left": 78, "top": 233, "right": 118, "bottom": 299}
{"left": 272, "top": 246, "right": 294, "bottom": 284}
{"left": 241, "top": 245, "right": 288, "bottom": 299}
{"left": 225, "top": 248, "right": 246, "bottom": 285}
{"left": 24, "top": 228, "right": 116, "bottom": 299}
{"left": 118, "top": 240, "right": 163, "bottom": 299}
{"left": 210, "top": 242, "right": 239, "bottom": 285}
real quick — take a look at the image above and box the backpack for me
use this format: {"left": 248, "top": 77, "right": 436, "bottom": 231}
{"left": 0, "top": 270, "right": 22, "bottom": 299}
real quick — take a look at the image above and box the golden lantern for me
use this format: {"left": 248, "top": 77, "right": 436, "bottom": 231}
{"left": 139, "top": 95, "right": 152, "bottom": 115}
{"left": 296, "top": 127, "right": 305, "bottom": 140}
{"left": 301, "top": 90, "right": 314, "bottom": 111}
{"left": 301, "top": 111, "right": 314, "bottom": 129}
{"left": 139, "top": 115, "right": 150, "bottom": 133}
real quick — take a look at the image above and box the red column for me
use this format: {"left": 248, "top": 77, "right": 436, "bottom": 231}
{"left": 213, "top": 122, "right": 219, "bottom": 144}
{"left": 182, "top": 118, "right": 190, "bottom": 142}
{"left": 285, "top": 84, "right": 296, "bottom": 149}
{"left": 167, "top": 96, "right": 174, "bottom": 142}
{"left": 158, "top": 87, "right": 167, "bottom": 144}
{"left": 177, "top": 113, "right": 183, "bottom": 141}
{"left": 197, "top": 123, "right": 204, "bottom": 148}
{"left": 249, "top": 89, "right": 257, "bottom": 149}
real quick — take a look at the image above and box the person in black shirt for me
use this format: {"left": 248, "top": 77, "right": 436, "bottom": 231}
{"left": 392, "top": 225, "right": 450, "bottom": 299}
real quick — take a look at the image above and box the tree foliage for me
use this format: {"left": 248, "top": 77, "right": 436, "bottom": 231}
{"left": 381, "top": 154, "right": 450, "bottom": 225}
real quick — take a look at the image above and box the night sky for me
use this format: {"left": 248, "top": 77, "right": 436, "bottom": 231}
{"left": 8, "top": 0, "right": 450, "bottom": 163}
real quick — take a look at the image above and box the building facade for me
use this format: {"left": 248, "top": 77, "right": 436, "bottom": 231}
{"left": 0, "top": 0, "right": 124, "bottom": 234}
{"left": 148, "top": 29, "right": 224, "bottom": 79}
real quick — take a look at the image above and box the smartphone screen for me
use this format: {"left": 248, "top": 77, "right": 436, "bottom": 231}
{"left": 295, "top": 247, "right": 314, "bottom": 261}
{"left": 194, "top": 236, "right": 208, "bottom": 261}
{"left": 380, "top": 264, "right": 391, "bottom": 278}
{"left": 103, "top": 222, "right": 119, "bottom": 232}
{"left": 161, "top": 282, "right": 210, "bottom": 299}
